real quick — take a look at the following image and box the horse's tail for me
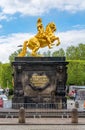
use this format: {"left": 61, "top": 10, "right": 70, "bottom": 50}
{"left": 18, "top": 40, "right": 28, "bottom": 57}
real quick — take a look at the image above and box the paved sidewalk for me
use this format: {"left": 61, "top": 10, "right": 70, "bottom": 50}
{"left": 0, "top": 118, "right": 85, "bottom": 125}
{"left": 0, "top": 118, "right": 85, "bottom": 130}
{"left": 0, "top": 125, "right": 85, "bottom": 130}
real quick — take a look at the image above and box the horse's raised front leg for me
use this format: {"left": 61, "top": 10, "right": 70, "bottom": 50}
{"left": 48, "top": 44, "right": 53, "bottom": 49}
{"left": 56, "top": 37, "right": 60, "bottom": 46}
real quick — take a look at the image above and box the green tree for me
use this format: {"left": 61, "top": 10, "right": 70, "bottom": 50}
{"left": 52, "top": 48, "right": 65, "bottom": 57}
{"left": 43, "top": 50, "right": 51, "bottom": 57}
{"left": 66, "top": 44, "right": 85, "bottom": 60}
{"left": 67, "top": 62, "right": 85, "bottom": 85}
{"left": 9, "top": 49, "right": 31, "bottom": 63}
{"left": 0, "top": 63, "right": 13, "bottom": 89}
{"left": 0, "top": 63, "right": 2, "bottom": 87}
{"left": 9, "top": 49, "right": 22, "bottom": 63}
{"left": 66, "top": 45, "right": 77, "bottom": 60}
{"left": 76, "top": 44, "right": 85, "bottom": 60}
{"left": 66, "top": 44, "right": 85, "bottom": 85}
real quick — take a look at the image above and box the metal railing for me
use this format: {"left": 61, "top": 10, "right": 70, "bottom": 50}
{"left": 0, "top": 102, "right": 72, "bottom": 118}
{"left": 1, "top": 101, "right": 85, "bottom": 118}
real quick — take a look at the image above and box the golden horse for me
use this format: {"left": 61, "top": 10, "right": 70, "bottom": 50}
{"left": 18, "top": 22, "right": 60, "bottom": 57}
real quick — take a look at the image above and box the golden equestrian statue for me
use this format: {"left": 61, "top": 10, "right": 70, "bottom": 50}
{"left": 18, "top": 18, "right": 60, "bottom": 57}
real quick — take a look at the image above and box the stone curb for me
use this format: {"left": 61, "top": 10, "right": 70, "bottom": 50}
{"left": 0, "top": 123, "right": 85, "bottom": 125}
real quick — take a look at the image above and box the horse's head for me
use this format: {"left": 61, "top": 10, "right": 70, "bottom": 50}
{"left": 49, "top": 22, "right": 56, "bottom": 32}
{"left": 45, "top": 22, "right": 57, "bottom": 34}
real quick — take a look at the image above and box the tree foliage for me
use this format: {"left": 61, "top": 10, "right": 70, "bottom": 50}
{"left": 66, "top": 43, "right": 85, "bottom": 60}
{"left": 67, "top": 62, "right": 85, "bottom": 85}
{"left": 66, "top": 43, "right": 85, "bottom": 85}
{"left": 9, "top": 49, "right": 21, "bottom": 63}
{"left": 52, "top": 48, "right": 65, "bottom": 57}
{"left": 0, "top": 63, "right": 13, "bottom": 89}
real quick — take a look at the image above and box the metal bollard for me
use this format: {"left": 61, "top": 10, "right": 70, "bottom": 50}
{"left": 18, "top": 107, "right": 25, "bottom": 123}
{"left": 71, "top": 108, "right": 78, "bottom": 123}
{"left": 75, "top": 101, "right": 79, "bottom": 108}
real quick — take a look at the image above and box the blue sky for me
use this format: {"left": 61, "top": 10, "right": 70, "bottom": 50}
{"left": 0, "top": 0, "right": 85, "bottom": 63}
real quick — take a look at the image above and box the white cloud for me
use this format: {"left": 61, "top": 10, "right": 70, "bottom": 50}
{"left": 0, "top": 29, "right": 85, "bottom": 63}
{"left": 0, "top": 33, "right": 33, "bottom": 63}
{"left": 58, "top": 29, "right": 85, "bottom": 50}
{"left": 0, "top": 0, "right": 85, "bottom": 17}
{"left": 0, "top": 13, "right": 7, "bottom": 21}
{"left": 72, "top": 24, "right": 85, "bottom": 29}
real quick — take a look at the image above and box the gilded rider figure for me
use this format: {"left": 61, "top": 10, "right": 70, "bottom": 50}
{"left": 36, "top": 18, "right": 44, "bottom": 37}
{"left": 18, "top": 18, "right": 60, "bottom": 57}
{"left": 36, "top": 18, "right": 52, "bottom": 48}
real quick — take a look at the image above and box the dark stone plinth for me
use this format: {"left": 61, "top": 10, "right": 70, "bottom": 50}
{"left": 12, "top": 97, "right": 24, "bottom": 109}
{"left": 12, "top": 57, "right": 68, "bottom": 109}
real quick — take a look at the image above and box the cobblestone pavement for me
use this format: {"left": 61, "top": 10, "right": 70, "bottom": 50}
{"left": 0, "top": 125, "right": 85, "bottom": 130}
{"left": 0, "top": 118, "right": 85, "bottom": 124}
{"left": 0, "top": 118, "right": 85, "bottom": 130}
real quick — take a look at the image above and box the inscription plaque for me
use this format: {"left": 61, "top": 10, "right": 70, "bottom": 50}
{"left": 30, "top": 73, "right": 49, "bottom": 88}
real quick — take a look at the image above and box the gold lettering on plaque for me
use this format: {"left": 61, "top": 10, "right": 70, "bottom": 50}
{"left": 30, "top": 73, "right": 49, "bottom": 87}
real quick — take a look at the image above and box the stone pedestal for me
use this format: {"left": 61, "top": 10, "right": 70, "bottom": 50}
{"left": 12, "top": 57, "right": 68, "bottom": 109}
{"left": 12, "top": 97, "right": 24, "bottom": 109}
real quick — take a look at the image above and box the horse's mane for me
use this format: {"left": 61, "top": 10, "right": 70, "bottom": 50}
{"left": 45, "top": 22, "right": 56, "bottom": 34}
